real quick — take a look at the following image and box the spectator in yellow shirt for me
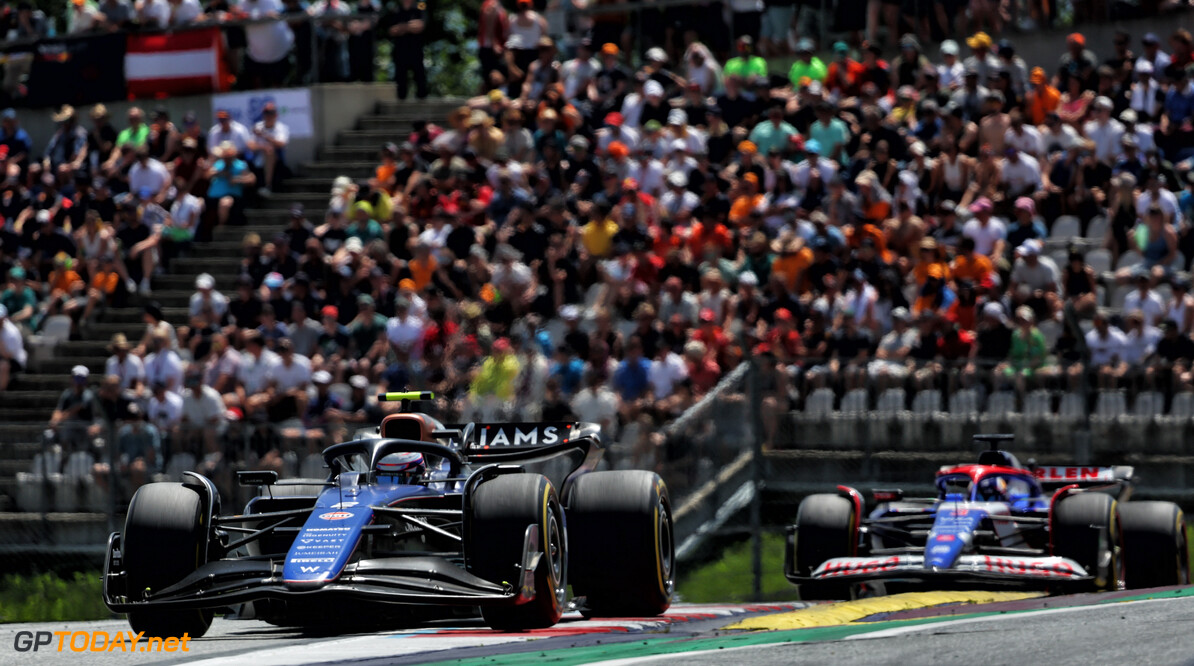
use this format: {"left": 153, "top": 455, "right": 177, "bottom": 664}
{"left": 581, "top": 202, "right": 619, "bottom": 257}
{"left": 467, "top": 337, "right": 522, "bottom": 419}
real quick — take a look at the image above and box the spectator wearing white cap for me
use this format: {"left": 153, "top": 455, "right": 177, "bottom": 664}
{"left": 143, "top": 329, "right": 184, "bottom": 395}
{"left": 664, "top": 108, "right": 705, "bottom": 154}
{"left": 660, "top": 171, "right": 698, "bottom": 219}
{"left": 936, "top": 40, "right": 965, "bottom": 90}
{"left": 0, "top": 303, "right": 26, "bottom": 391}
{"left": 631, "top": 78, "right": 669, "bottom": 131}
{"left": 1010, "top": 239, "right": 1059, "bottom": 316}
{"left": 1078, "top": 311, "right": 1130, "bottom": 390}
{"left": 626, "top": 147, "right": 665, "bottom": 196}
{"left": 1128, "top": 62, "right": 1161, "bottom": 120}
{"left": 1118, "top": 109, "right": 1155, "bottom": 154}
{"left": 189, "top": 273, "right": 229, "bottom": 320}
{"left": 868, "top": 306, "right": 916, "bottom": 391}
{"left": 662, "top": 138, "right": 697, "bottom": 178}
{"left": 51, "top": 365, "right": 98, "bottom": 452}
{"left": 1083, "top": 96, "right": 1124, "bottom": 164}
{"left": 999, "top": 146, "right": 1041, "bottom": 200}
{"left": 1124, "top": 269, "right": 1167, "bottom": 327}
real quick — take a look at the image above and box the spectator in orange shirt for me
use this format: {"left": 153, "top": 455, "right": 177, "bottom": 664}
{"left": 48, "top": 252, "right": 84, "bottom": 298}
{"left": 825, "top": 41, "right": 865, "bottom": 97}
{"left": 686, "top": 211, "right": 733, "bottom": 255}
{"left": 408, "top": 241, "right": 439, "bottom": 291}
{"left": 375, "top": 142, "right": 399, "bottom": 194}
{"left": 951, "top": 236, "right": 995, "bottom": 284}
{"left": 729, "top": 172, "right": 764, "bottom": 226}
{"left": 913, "top": 237, "right": 952, "bottom": 286}
{"left": 1024, "top": 67, "right": 1060, "bottom": 125}
{"left": 82, "top": 254, "right": 121, "bottom": 322}
{"left": 770, "top": 234, "right": 813, "bottom": 295}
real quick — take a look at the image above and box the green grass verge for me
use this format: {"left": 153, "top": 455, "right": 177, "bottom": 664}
{"left": 1187, "top": 525, "right": 1194, "bottom": 576}
{"left": 676, "top": 533, "right": 795, "bottom": 603}
{"left": 0, "top": 571, "right": 115, "bottom": 623}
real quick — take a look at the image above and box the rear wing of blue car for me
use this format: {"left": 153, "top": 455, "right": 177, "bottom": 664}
{"left": 439, "top": 422, "right": 603, "bottom": 457}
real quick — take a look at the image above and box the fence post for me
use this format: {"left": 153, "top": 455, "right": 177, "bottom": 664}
{"left": 748, "top": 357, "right": 764, "bottom": 602}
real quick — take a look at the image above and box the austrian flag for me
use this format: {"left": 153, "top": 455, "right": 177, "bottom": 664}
{"left": 124, "top": 28, "right": 230, "bottom": 99}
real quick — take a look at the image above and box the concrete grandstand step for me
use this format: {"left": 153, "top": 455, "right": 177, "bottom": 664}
{"left": 358, "top": 116, "right": 434, "bottom": 131}
{"left": 102, "top": 306, "right": 189, "bottom": 324}
{"left": 31, "top": 357, "right": 107, "bottom": 375}
{"left": 167, "top": 256, "right": 243, "bottom": 274}
{"left": 123, "top": 290, "right": 191, "bottom": 308}
{"left": 0, "top": 459, "right": 29, "bottom": 476}
{"left": 153, "top": 272, "right": 237, "bottom": 291}
{"left": 1, "top": 391, "right": 62, "bottom": 409}
{"left": 213, "top": 223, "right": 291, "bottom": 241}
{"left": 374, "top": 99, "right": 467, "bottom": 116}
{"left": 0, "top": 408, "right": 52, "bottom": 422}
{"left": 282, "top": 177, "right": 354, "bottom": 192}
{"left": 85, "top": 322, "right": 152, "bottom": 340}
{"left": 294, "top": 163, "right": 376, "bottom": 181}
{"left": 319, "top": 146, "right": 384, "bottom": 162}
{"left": 0, "top": 440, "right": 44, "bottom": 457}
{"left": 258, "top": 194, "right": 328, "bottom": 209}
{"left": 11, "top": 374, "right": 74, "bottom": 391}
{"left": 170, "top": 241, "right": 245, "bottom": 259}
{"left": 337, "top": 129, "right": 422, "bottom": 147}
{"left": 54, "top": 341, "right": 111, "bottom": 357}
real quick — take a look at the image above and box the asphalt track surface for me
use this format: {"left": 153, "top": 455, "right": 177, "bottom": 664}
{"left": 6, "top": 591, "right": 1194, "bottom": 664}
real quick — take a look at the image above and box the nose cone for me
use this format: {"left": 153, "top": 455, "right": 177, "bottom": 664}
{"left": 925, "top": 506, "right": 983, "bottom": 569}
{"left": 283, "top": 506, "right": 373, "bottom": 587}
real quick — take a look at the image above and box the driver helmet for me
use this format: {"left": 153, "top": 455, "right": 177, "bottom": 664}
{"left": 977, "top": 476, "right": 1009, "bottom": 501}
{"left": 376, "top": 451, "right": 426, "bottom": 485}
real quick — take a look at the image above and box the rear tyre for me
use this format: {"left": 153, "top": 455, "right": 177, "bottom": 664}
{"left": 567, "top": 471, "right": 673, "bottom": 617}
{"left": 793, "top": 494, "right": 857, "bottom": 601}
{"left": 1119, "top": 501, "right": 1189, "bottom": 589}
{"left": 1052, "top": 493, "right": 1122, "bottom": 592}
{"left": 123, "top": 483, "right": 214, "bottom": 639}
{"left": 467, "top": 474, "right": 565, "bottom": 631}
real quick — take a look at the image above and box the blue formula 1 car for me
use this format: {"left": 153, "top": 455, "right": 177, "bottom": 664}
{"left": 102, "top": 392, "right": 674, "bottom": 637}
{"left": 785, "top": 434, "right": 1190, "bottom": 600}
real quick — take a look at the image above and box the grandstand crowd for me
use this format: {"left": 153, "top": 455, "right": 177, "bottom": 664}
{"left": 6, "top": 0, "right": 1194, "bottom": 503}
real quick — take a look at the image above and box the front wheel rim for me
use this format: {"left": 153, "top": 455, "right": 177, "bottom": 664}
{"left": 659, "top": 498, "right": 675, "bottom": 595}
{"left": 547, "top": 509, "right": 566, "bottom": 606}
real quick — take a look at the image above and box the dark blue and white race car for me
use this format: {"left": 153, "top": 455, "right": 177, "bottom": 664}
{"left": 103, "top": 392, "right": 674, "bottom": 637}
{"left": 785, "top": 434, "right": 1189, "bottom": 599}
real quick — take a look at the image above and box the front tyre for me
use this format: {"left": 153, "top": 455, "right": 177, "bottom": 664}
{"left": 467, "top": 474, "right": 566, "bottom": 631}
{"left": 793, "top": 493, "right": 857, "bottom": 601}
{"left": 1119, "top": 501, "right": 1189, "bottom": 589}
{"left": 567, "top": 471, "right": 674, "bottom": 617}
{"left": 1052, "top": 492, "right": 1123, "bottom": 592}
{"left": 123, "top": 483, "right": 213, "bottom": 638}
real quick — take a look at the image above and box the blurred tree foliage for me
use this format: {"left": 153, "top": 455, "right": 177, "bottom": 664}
{"left": 376, "top": 0, "right": 481, "bottom": 96}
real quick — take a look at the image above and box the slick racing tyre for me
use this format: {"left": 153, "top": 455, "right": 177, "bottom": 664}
{"left": 793, "top": 493, "right": 857, "bottom": 601}
{"left": 468, "top": 474, "right": 566, "bottom": 631}
{"left": 1119, "top": 501, "right": 1190, "bottom": 589}
{"left": 1052, "top": 492, "right": 1123, "bottom": 592}
{"left": 566, "top": 471, "right": 674, "bottom": 618}
{"left": 123, "top": 483, "right": 213, "bottom": 639}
